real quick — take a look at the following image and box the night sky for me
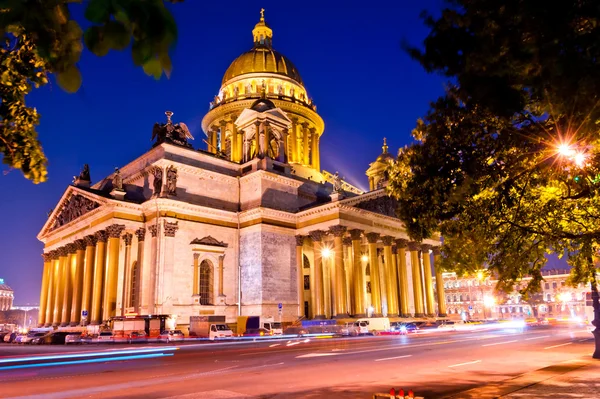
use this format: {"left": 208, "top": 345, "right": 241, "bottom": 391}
{"left": 0, "top": 1, "right": 566, "bottom": 304}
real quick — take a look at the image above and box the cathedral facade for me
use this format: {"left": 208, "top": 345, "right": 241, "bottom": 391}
{"left": 36, "top": 13, "right": 446, "bottom": 329}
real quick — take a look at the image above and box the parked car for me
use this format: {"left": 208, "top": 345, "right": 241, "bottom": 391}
{"left": 243, "top": 328, "right": 272, "bottom": 337}
{"left": 35, "top": 331, "right": 70, "bottom": 345}
{"left": 14, "top": 334, "right": 26, "bottom": 344}
{"left": 4, "top": 332, "right": 17, "bottom": 343}
{"left": 96, "top": 331, "right": 114, "bottom": 343}
{"left": 391, "top": 322, "right": 419, "bottom": 334}
{"left": 65, "top": 333, "right": 83, "bottom": 345}
{"left": 22, "top": 332, "right": 47, "bottom": 344}
{"left": 127, "top": 331, "right": 148, "bottom": 344}
{"left": 158, "top": 330, "right": 185, "bottom": 343}
{"left": 30, "top": 333, "right": 52, "bottom": 345}
{"left": 283, "top": 326, "right": 309, "bottom": 337}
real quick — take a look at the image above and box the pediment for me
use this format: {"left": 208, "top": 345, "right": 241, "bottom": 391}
{"left": 352, "top": 195, "right": 399, "bottom": 218}
{"left": 190, "top": 236, "right": 228, "bottom": 247}
{"left": 40, "top": 187, "right": 107, "bottom": 237}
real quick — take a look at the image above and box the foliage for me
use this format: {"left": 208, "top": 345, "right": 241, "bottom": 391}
{"left": 387, "top": 0, "right": 600, "bottom": 293}
{"left": 0, "top": 0, "right": 182, "bottom": 183}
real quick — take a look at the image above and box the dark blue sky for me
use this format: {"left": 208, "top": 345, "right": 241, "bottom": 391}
{"left": 0, "top": 1, "right": 566, "bottom": 304}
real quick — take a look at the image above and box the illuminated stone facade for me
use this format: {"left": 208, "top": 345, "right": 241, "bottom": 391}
{"left": 36, "top": 12, "right": 444, "bottom": 328}
{"left": 0, "top": 279, "right": 14, "bottom": 311}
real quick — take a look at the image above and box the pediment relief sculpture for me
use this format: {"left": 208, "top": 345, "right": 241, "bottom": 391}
{"left": 190, "top": 236, "right": 228, "bottom": 247}
{"left": 52, "top": 194, "right": 100, "bottom": 230}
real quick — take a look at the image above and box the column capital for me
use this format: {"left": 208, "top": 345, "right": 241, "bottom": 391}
{"left": 42, "top": 252, "right": 53, "bottom": 262}
{"left": 432, "top": 246, "right": 442, "bottom": 256}
{"left": 65, "top": 243, "right": 77, "bottom": 254}
{"left": 348, "top": 229, "right": 363, "bottom": 241}
{"left": 309, "top": 230, "right": 326, "bottom": 242}
{"left": 106, "top": 224, "right": 125, "bottom": 239}
{"left": 193, "top": 252, "right": 201, "bottom": 260}
{"left": 329, "top": 225, "right": 347, "bottom": 237}
{"left": 56, "top": 246, "right": 69, "bottom": 257}
{"left": 163, "top": 220, "right": 179, "bottom": 237}
{"left": 123, "top": 233, "right": 133, "bottom": 246}
{"left": 295, "top": 235, "right": 305, "bottom": 247}
{"left": 395, "top": 238, "right": 408, "bottom": 249}
{"left": 365, "top": 232, "right": 380, "bottom": 244}
{"left": 342, "top": 237, "right": 352, "bottom": 246}
{"left": 135, "top": 227, "right": 146, "bottom": 242}
{"left": 74, "top": 239, "right": 87, "bottom": 251}
{"left": 381, "top": 235, "right": 394, "bottom": 246}
{"left": 148, "top": 225, "right": 158, "bottom": 238}
{"left": 84, "top": 234, "right": 97, "bottom": 247}
{"left": 391, "top": 246, "right": 398, "bottom": 255}
{"left": 407, "top": 241, "right": 421, "bottom": 251}
{"left": 421, "top": 243, "right": 432, "bottom": 252}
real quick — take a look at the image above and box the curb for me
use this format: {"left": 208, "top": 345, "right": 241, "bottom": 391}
{"left": 442, "top": 356, "right": 595, "bottom": 399}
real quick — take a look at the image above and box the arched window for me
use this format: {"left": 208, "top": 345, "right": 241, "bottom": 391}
{"left": 199, "top": 260, "right": 214, "bottom": 305}
{"left": 459, "top": 294, "right": 464, "bottom": 302}
{"left": 303, "top": 254, "right": 310, "bottom": 269}
{"left": 129, "top": 261, "right": 138, "bottom": 308}
{"left": 446, "top": 295, "right": 451, "bottom": 304}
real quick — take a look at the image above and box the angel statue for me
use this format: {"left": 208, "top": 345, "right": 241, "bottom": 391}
{"left": 333, "top": 171, "right": 343, "bottom": 193}
{"left": 112, "top": 167, "right": 124, "bottom": 191}
{"left": 151, "top": 111, "right": 194, "bottom": 149}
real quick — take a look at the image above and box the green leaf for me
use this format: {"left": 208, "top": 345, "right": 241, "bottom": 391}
{"left": 56, "top": 66, "right": 82, "bottom": 93}
{"left": 142, "top": 58, "right": 162, "bottom": 79}
{"left": 159, "top": 51, "right": 172, "bottom": 78}
{"left": 84, "top": 26, "right": 110, "bottom": 57}
{"left": 85, "top": 0, "right": 111, "bottom": 24}
{"left": 131, "top": 40, "right": 152, "bottom": 66}
{"left": 105, "top": 21, "right": 130, "bottom": 50}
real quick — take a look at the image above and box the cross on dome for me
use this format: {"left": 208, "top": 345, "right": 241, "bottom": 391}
{"left": 253, "top": 8, "right": 273, "bottom": 48}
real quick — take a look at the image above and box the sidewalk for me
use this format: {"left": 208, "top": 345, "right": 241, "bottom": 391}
{"left": 445, "top": 356, "right": 600, "bottom": 398}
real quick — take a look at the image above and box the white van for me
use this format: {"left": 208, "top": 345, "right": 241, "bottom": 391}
{"left": 355, "top": 318, "right": 390, "bottom": 335}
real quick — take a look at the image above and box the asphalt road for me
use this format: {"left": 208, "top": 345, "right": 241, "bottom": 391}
{"left": 0, "top": 326, "right": 594, "bottom": 399}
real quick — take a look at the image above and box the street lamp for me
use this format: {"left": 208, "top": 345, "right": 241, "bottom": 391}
{"left": 361, "top": 254, "right": 368, "bottom": 262}
{"left": 483, "top": 295, "right": 496, "bottom": 319}
{"left": 321, "top": 247, "right": 332, "bottom": 259}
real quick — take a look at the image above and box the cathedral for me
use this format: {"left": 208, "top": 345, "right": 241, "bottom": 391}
{"left": 36, "top": 12, "right": 446, "bottom": 329}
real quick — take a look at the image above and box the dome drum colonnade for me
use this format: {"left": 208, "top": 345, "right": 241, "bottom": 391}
{"left": 37, "top": 224, "right": 151, "bottom": 327}
{"left": 201, "top": 12, "right": 324, "bottom": 174}
{"left": 295, "top": 226, "right": 447, "bottom": 319}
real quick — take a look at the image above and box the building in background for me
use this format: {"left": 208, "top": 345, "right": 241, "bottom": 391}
{"left": 0, "top": 278, "right": 14, "bottom": 311}
{"left": 36, "top": 12, "right": 446, "bottom": 330}
{"left": 437, "top": 269, "right": 590, "bottom": 321}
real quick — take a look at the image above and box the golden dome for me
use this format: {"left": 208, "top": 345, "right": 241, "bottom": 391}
{"left": 221, "top": 10, "right": 303, "bottom": 85}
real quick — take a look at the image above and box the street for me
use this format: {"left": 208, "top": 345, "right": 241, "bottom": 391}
{"left": 0, "top": 326, "right": 594, "bottom": 399}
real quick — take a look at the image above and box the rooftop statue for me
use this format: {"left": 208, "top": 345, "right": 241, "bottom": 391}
{"left": 151, "top": 111, "right": 194, "bottom": 148}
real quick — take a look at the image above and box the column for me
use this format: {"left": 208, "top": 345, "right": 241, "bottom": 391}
{"left": 192, "top": 253, "right": 200, "bottom": 295}
{"left": 302, "top": 123, "right": 310, "bottom": 165}
{"left": 91, "top": 230, "right": 107, "bottom": 325}
{"left": 228, "top": 122, "right": 237, "bottom": 162}
{"left": 396, "top": 239, "right": 411, "bottom": 317}
{"left": 382, "top": 236, "right": 399, "bottom": 317}
{"left": 60, "top": 243, "right": 76, "bottom": 326}
{"left": 310, "top": 128, "right": 318, "bottom": 170}
{"left": 343, "top": 237, "right": 354, "bottom": 315}
{"left": 433, "top": 247, "right": 447, "bottom": 317}
{"left": 69, "top": 240, "right": 86, "bottom": 325}
{"left": 52, "top": 247, "right": 67, "bottom": 326}
{"left": 45, "top": 251, "right": 58, "bottom": 326}
{"left": 235, "top": 119, "right": 243, "bottom": 162}
{"left": 311, "top": 128, "right": 320, "bottom": 171}
{"left": 290, "top": 118, "right": 298, "bottom": 163}
{"left": 81, "top": 235, "right": 96, "bottom": 325}
{"left": 349, "top": 229, "right": 365, "bottom": 317}
{"left": 421, "top": 244, "right": 435, "bottom": 316}
{"left": 211, "top": 127, "right": 219, "bottom": 153}
{"left": 330, "top": 226, "right": 348, "bottom": 318}
{"left": 366, "top": 232, "right": 382, "bottom": 316}
{"left": 148, "top": 225, "right": 158, "bottom": 314}
{"left": 309, "top": 230, "right": 326, "bottom": 319}
{"left": 38, "top": 253, "right": 52, "bottom": 326}
{"left": 218, "top": 255, "right": 225, "bottom": 296}
{"left": 102, "top": 224, "right": 125, "bottom": 321}
{"left": 134, "top": 228, "right": 145, "bottom": 312}
{"left": 121, "top": 233, "right": 133, "bottom": 315}
{"left": 295, "top": 236, "right": 305, "bottom": 317}
{"left": 408, "top": 241, "right": 425, "bottom": 317}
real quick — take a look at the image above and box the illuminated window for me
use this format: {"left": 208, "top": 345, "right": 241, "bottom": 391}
{"left": 199, "top": 260, "right": 214, "bottom": 305}
{"left": 366, "top": 282, "right": 371, "bottom": 293}
{"left": 303, "top": 275, "right": 310, "bottom": 290}
{"left": 365, "top": 263, "right": 370, "bottom": 276}
{"left": 545, "top": 283, "right": 550, "bottom": 289}
{"left": 129, "top": 261, "right": 138, "bottom": 308}
{"left": 303, "top": 254, "right": 310, "bottom": 269}
{"left": 552, "top": 282, "right": 557, "bottom": 289}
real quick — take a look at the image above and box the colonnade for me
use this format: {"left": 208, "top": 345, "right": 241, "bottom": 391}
{"left": 207, "top": 117, "right": 320, "bottom": 170}
{"left": 37, "top": 224, "right": 148, "bottom": 327}
{"left": 296, "top": 226, "right": 447, "bottom": 319}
